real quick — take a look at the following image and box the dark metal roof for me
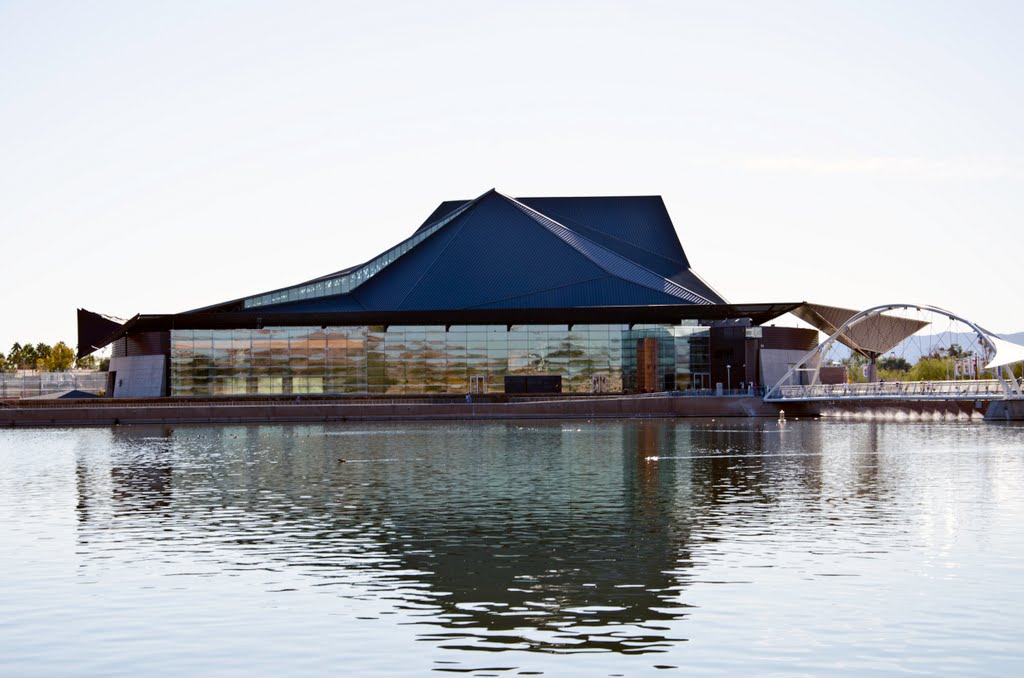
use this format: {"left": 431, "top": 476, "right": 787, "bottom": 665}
{"left": 243, "top": 190, "right": 725, "bottom": 314}
{"left": 77, "top": 308, "right": 126, "bottom": 358}
{"left": 413, "top": 196, "right": 711, "bottom": 292}
{"left": 519, "top": 196, "right": 689, "bottom": 267}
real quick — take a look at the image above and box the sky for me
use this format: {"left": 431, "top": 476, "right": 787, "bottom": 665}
{"left": 2, "top": 0, "right": 1022, "bottom": 353}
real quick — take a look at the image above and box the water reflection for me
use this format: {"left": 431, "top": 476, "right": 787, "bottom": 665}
{"left": 58, "top": 419, "right": 1024, "bottom": 672}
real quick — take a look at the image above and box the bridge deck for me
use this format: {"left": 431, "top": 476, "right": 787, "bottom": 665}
{"left": 767, "top": 379, "right": 1016, "bottom": 402}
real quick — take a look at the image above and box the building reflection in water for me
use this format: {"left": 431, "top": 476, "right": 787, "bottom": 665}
{"left": 76, "top": 425, "right": 175, "bottom": 525}
{"left": 71, "top": 419, "right": 891, "bottom": 657}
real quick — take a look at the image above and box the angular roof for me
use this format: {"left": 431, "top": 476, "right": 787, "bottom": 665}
{"left": 210, "top": 189, "right": 727, "bottom": 314}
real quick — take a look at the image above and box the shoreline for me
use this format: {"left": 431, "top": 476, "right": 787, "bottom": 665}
{"left": 1, "top": 394, "right": 789, "bottom": 427}
{"left": 1, "top": 393, "right": 1004, "bottom": 427}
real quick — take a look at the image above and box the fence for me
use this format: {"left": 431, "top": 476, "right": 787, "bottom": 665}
{"left": 0, "top": 372, "right": 107, "bottom": 399}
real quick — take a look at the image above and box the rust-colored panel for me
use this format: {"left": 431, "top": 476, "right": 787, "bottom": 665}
{"left": 636, "top": 338, "right": 658, "bottom": 392}
{"left": 126, "top": 332, "right": 170, "bottom": 356}
{"left": 760, "top": 327, "right": 818, "bottom": 352}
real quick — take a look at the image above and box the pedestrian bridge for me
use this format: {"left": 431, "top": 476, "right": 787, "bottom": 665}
{"left": 769, "top": 379, "right": 1013, "bottom": 403}
{"left": 764, "top": 303, "right": 1024, "bottom": 404}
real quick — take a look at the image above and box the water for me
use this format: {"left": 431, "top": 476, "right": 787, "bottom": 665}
{"left": 1, "top": 419, "right": 1023, "bottom": 676}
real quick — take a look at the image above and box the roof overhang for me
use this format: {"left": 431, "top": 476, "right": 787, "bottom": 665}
{"left": 76, "top": 308, "right": 127, "bottom": 358}
{"left": 83, "top": 302, "right": 806, "bottom": 353}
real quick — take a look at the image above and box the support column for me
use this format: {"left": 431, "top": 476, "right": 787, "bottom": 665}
{"left": 867, "top": 355, "right": 879, "bottom": 383}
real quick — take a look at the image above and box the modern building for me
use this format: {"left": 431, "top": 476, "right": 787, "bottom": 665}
{"left": 79, "top": 189, "right": 816, "bottom": 398}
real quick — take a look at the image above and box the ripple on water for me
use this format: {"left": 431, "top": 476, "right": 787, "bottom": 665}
{"left": 1, "top": 420, "right": 1023, "bottom": 675}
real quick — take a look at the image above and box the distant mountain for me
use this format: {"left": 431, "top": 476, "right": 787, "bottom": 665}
{"left": 823, "top": 331, "right": 1024, "bottom": 365}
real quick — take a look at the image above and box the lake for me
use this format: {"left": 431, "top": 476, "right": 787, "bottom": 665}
{"left": 2, "top": 419, "right": 1023, "bottom": 676}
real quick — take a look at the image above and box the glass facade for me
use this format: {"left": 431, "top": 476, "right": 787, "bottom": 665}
{"left": 170, "top": 323, "right": 710, "bottom": 397}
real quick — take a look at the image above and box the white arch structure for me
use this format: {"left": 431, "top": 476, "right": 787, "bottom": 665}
{"left": 765, "top": 303, "right": 1024, "bottom": 401}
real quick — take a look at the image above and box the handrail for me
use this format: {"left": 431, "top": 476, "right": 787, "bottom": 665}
{"left": 767, "top": 379, "right": 1014, "bottom": 401}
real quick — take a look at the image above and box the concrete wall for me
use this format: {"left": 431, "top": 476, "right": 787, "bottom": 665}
{"left": 1, "top": 394, "right": 806, "bottom": 427}
{"left": 109, "top": 355, "right": 167, "bottom": 398}
{"left": 760, "top": 348, "right": 820, "bottom": 389}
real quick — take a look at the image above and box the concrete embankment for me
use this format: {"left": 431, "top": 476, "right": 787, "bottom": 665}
{"left": 815, "top": 399, "right": 992, "bottom": 419}
{"left": 1, "top": 394, "right": 796, "bottom": 427}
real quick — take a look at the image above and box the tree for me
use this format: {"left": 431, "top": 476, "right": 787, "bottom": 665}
{"left": 7, "top": 342, "right": 39, "bottom": 369}
{"left": 947, "top": 343, "right": 969, "bottom": 359}
{"left": 879, "top": 355, "right": 912, "bottom": 373}
{"left": 928, "top": 343, "right": 971, "bottom": 360}
{"left": 76, "top": 350, "right": 98, "bottom": 370}
{"left": 0, "top": 353, "right": 8, "bottom": 372}
{"left": 911, "top": 356, "right": 953, "bottom": 381}
{"left": 42, "top": 342, "right": 75, "bottom": 371}
{"left": 842, "top": 352, "right": 868, "bottom": 383}
{"left": 33, "top": 343, "right": 52, "bottom": 370}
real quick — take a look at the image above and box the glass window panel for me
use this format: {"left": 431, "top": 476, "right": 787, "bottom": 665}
{"left": 293, "top": 377, "right": 324, "bottom": 394}
{"left": 256, "top": 377, "right": 283, "bottom": 394}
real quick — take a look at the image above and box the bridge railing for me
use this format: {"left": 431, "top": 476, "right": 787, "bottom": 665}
{"left": 768, "top": 379, "right": 1010, "bottom": 401}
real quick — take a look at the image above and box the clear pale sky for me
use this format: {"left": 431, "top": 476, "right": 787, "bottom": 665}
{"left": 2, "top": 1, "right": 1022, "bottom": 353}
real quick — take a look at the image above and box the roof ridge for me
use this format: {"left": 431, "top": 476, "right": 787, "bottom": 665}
{"left": 496, "top": 192, "right": 716, "bottom": 305}
{"left": 682, "top": 266, "right": 730, "bottom": 305}
{"left": 388, "top": 189, "right": 496, "bottom": 309}
{"left": 529, "top": 207, "right": 688, "bottom": 268}
{"left": 518, "top": 195, "right": 690, "bottom": 265}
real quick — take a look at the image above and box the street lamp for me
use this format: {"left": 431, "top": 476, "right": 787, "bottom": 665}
{"left": 726, "top": 364, "right": 732, "bottom": 393}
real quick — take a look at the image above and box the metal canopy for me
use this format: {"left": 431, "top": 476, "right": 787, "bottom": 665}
{"left": 791, "top": 302, "right": 930, "bottom": 358}
{"left": 76, "top": 308, "right": 127, "bottom": 359}
{"left": 985, "top": 335, "right": 1024, "bottom": 369}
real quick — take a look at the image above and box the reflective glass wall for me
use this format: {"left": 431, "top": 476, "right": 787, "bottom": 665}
{"left": 170, "top": 323, "right": 710, "bottom": 397}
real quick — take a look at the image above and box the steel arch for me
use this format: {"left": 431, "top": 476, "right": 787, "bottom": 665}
{"left": 764, "top": 303, "right": 1022, "bottom": 400}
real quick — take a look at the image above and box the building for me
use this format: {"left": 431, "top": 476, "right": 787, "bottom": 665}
{"left": 78, "top": 189, "right": 815, "bottom": 398}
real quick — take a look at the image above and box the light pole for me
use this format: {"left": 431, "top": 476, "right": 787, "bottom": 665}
{"left": 726, "top": 364, "right": 732, "bottom": 393}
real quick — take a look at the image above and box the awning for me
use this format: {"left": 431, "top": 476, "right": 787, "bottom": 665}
{"left": 985, "top": 335, "right": 1024, "bottom": 369}
{"left": 77, "top": 302, "right": 807, "bottom": 356}
{"left": 791, "top": 303, "right": 930, "bottom": 358}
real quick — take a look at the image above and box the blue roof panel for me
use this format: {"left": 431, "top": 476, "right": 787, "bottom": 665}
{"left": 232, "top": 189, "right": 727, "bottom": 313}
{"left": 366, "top": 192, "right": 610, "bottom": 310}
{"left": 473, "top": 275, "right": 698, "bottom": 309}
{"left": 518, "top": 196, "right": 688, "bottom": 266}
{"left": 508, "top": 197, "right": 719, "bottom": 304}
